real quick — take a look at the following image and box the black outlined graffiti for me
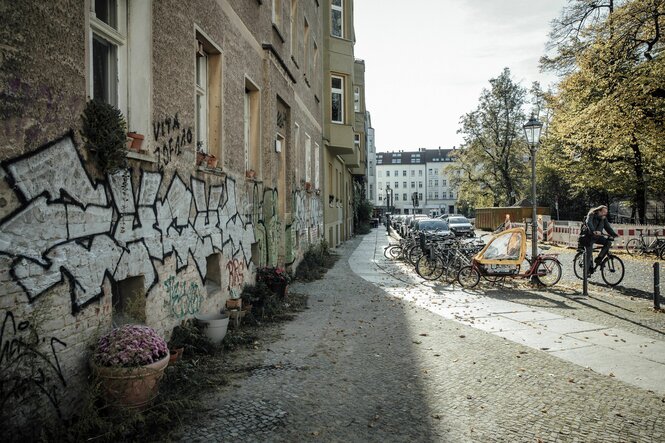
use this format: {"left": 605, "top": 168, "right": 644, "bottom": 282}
{"left": 1, "top": 134, "right": 324, "bottom": 314}
{"left": 0, "top": 311, "right": 67, "bottom": 420}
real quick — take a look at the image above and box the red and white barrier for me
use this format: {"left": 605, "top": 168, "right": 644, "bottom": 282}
{"left": 548, "top": 221, "right": 665, "bottom": 249}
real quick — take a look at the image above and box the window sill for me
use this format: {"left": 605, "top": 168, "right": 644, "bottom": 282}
{"left": 304, "top": 76, "right": 311, "bottom": 88}
{"left": 127, "top": 150, "right": 156, "bottom": 163}
{"left": 197, "top": 165, "right": 226, "bottom": 177}
{"left": 291, "top": 55, "right": 300, "bottom": 70}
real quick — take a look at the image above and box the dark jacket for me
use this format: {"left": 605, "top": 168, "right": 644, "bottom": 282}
{"left": 585, "top": 213, "right": 618, "bottom": 238}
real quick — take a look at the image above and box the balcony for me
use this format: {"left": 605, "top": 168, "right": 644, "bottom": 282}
{"left": 326, "top": 123, "right": 354, "bottom": 156}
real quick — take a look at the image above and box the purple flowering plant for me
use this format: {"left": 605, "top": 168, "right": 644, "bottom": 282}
{"left": 93, "top": 324, "right": 168, "bottom": 367}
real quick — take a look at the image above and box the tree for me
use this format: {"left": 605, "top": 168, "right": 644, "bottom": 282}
{"left": 449, "top": 68, "right": 530, "bottom": 209}
{"left": 542, "top": 0, "right": 665, "bottom": 223}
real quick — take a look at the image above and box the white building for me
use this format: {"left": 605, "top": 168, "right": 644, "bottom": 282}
{"left": 375, "top": 148, "right": 458, "bottom": 216}
{"left": 365, "top": 111, "right": 376, "bottom": 201}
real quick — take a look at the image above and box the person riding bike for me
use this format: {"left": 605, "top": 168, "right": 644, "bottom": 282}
{"left": 584, "top": 205, "right": 617, "bottom": 275}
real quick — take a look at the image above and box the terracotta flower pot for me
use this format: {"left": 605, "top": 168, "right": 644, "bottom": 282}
{"left": 169, "top": 347, "right": 184, "bottom": 363}
{"left": 226, "top": 298, "right": 242, "bottom": 310}
{"left": 207, "top": 154, "right": 218, "bottom": 168}
{"left": 91, "top": 351, "right": 170, "bottom": 409}
{"left": 127, "top": 132, "right": 145, "bottom": 152}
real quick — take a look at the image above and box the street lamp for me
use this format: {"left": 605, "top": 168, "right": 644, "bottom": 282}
{"left": 523, "top": 115, "right": 543, "bottom": 260}
{"left": 386, "top": 184, "right": 393, "bottom": 214}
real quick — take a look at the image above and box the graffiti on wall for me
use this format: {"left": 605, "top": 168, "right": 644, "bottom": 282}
{"left": 163, "top": 275, "right": 203, "bottom": 319}
{"left": 152, "top": 113, "right": 193, "bottom": 170}
{"left": 0, "top": 134, "right": 323, "bottom": 314}
{"left": 0, "top": 311, "right": 67, "bottom": 420}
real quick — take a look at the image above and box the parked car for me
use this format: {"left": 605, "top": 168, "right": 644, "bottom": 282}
{"left": 405, "top": 214, "right": 430, "bottom": 236}
{"left": 446, "top": 216, "right": 474, "bottom": 237}
{"left": 438, "top": 213, "right": 463, "bottom": 220}
{"left": 413, "top": 218, "right": 452, "bottom": 236}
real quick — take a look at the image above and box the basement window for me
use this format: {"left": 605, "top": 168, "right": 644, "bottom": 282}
{"left": 206, "top": 253, "right": 222, "bottom": 295}
{"left": 112, "top": 275, "right": 146, "bottom": 326}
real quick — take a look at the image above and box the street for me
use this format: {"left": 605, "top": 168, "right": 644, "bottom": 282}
{"left": 180, "top": 227, "right": 665, "bottom": 442}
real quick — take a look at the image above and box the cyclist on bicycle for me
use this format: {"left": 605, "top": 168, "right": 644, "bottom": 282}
{"left": 585, "top": 205, "right": 617, "bottom": 275}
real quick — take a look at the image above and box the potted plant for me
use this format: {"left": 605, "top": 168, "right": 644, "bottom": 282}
{"left": 256, "top": 266, "right": 292, "bottom": 298}
{"left": 81, "top": 100, "right": 128, "bottom": 174}
{"left": 126, "top": 132, "right": 145, "bottom": 152}
{"left": 90, "top": 324, "right": 169, "bottom": 409}
{"left": 196, "top": 150, "right": 207, "bottom": 166}
{"left": 207, "top": 153, "right": 218, "bottom": 168}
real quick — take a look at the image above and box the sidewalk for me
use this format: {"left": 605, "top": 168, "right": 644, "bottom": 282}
{"left": 180, "top": 229, "right": 665, "bottom": 442}
{"left": 358, "top": 226, "right": 665, "bottom": 394}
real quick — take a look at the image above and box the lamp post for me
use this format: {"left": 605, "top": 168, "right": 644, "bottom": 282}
{"left": 386, "top": 184, "right": 393, "bottom": 214}
{"left": 523, "top": 115, "right": 543, "bottom": 260}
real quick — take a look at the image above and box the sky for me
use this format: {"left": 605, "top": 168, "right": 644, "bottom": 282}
{"left": 353, "top": 0, "right": 569, "bottom": 151}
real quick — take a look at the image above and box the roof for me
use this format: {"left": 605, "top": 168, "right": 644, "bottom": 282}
{"left": 375, "top": 148, "right": 456, "bottom": 165}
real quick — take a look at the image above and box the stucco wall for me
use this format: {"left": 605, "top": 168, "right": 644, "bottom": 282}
{"left": 0, "top": 0, "right": 324, "bottom": 434}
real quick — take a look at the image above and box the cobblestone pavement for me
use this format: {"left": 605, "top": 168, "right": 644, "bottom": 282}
{"left": 180, "top": 228, "right": 665, "bottom": 442}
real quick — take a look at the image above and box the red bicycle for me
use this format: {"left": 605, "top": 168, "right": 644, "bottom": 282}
{"left": 457, "top": 227, "right": 562, "bottom": 288}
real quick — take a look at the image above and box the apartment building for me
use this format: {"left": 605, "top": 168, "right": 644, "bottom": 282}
{"left": 0, "top": 0, "right": 367, "bottom": 433}
{"left": 375, "top": 148, "right": 458, "bottom": 216}
{"left": 321, "top": 0, "right": 365, "bottom": 246}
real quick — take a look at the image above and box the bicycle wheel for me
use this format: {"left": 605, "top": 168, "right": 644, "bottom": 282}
{"left": 407, "top": 245, "right": 424, "bottom": 266}
{"left": 573, "top": 252, "right": 585, "bottom": 280}
{"left": 601, "top": 255, "right": 624, "bottom": 287}
{"left": 625, "top": 238, "right": 643, "bottom": 256}
{"left": 384, "top": 245, "right": 399, "bottom": 259}
{"left": 534, "top": 257, "right": 562, "bottom": 287}
{"left": 457, "top": 266, "right": 480, "bottom": 288}
{"left": 416, "top": 255, "right": 445, "bottom": 281}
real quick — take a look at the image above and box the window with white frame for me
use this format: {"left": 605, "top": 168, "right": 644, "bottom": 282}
{"left": 402, "top": 170, "right": 406, "bottom": 176}
{"left": 403, "top": 181, "right": 407, "bottom": 188}
{"left": 442, "top": 179, "right": 447, "bottom": 186}
{"left": 449, "top": 191, "right": 454, "bottom": 199}
{"left": 386, "top": 170, "right": 390, "bottom": 177}
{"left": 418, "top": 193, "right": 423, "bottom": 200}
{"left": 305, "top": 133, "right": 312, "bottom": 183}
{"left": 331, "top": 0, "right": 343, "bottom": 38}
{"left": 394, "top": 182, "right": 398, "bottom": 188}
{"left": 314, "top": 142, "right": 320, "bottom": 189}
{"left": 434, "top": 179, "right": 438, "bottom": 186}
{"left": 89, "top": 0, "right": 152, "bottom": 147}
{"left": 419, "top": 170, "right": 423, "bottom": 176}
{"left": 290, "top": 0, "right": 297, "bottom": 55}
{"left": 244, "top": 79, "right": 260, "bottom": 174}
{"left": 418, "top": 182, "right": 423, "bottom": 188}
{"left": 411, "top": 182, "right": 415, "bottom": 188}
{"left": 434, "top": 191, "right": 439, "bottom": 199}
{"left": 195, "top": 41, "right": 208, "bottom": 153}
{"left": 354, "top": 86, "right": 360, "bottom": 112}
{"left": 402, "top": 193, "right": 407, "bottom": 201}
{"left": 331, "top": 75, "right": 344, "bottom": 124}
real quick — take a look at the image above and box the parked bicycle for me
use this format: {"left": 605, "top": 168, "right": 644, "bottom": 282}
{"left": 573, "top": 237, "right": 624, "bottom": 286}
{"left": 457, "top": 228, "right": 562, "bottom": 289}
{"left": 625, "top": 228, "right": 665, "bottom": 258}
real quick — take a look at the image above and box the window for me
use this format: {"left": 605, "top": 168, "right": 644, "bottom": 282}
{"left": 244, "top": 79, "right": 260, "bottom": 174}
{"left": 419, "top": 170, "right": 423, "bottom": 176}
{"left": 449, "top": 191, "right": 454, "bottom": 199}
{"left": 428, "top": 179, "right": 432, "bottom": 187}
{"left": 428, "top": 192, "right": 433, "bottom": 199}
{"left": 194, "top": 33, "right": 222, "bottom": 158}
{"left": 403, "top": 182, "right": 407, "bottom": 188}
{"left": 402, "top": 170, "right": 407, "bottom": 176}
{"left": 314, "top": 142, "right": 320, "bottom": 189}
{"left": 369, "top": 185, "right": 373, "bottom": 200}
{"left": 354, "top": 133, "right": 360, "bottom": 149}
{"left": 394, "top": 182, "right": 398, "bottom": 188}
{"left": 418, "top": 182, "right": 423, "bottom": 188}
{"left": 378, "top": 195, "right": 383, "bottom": 201}
{"left": 328, "top": 162, "right": 333, "bottom": 191}
{"left": 411, "top": 182, "right": 415, "bottom": 188}
{"left": 290, "top": 0, "right": 297, "bottom": 55}
{"left": 195, "top": 42, "right": 208, "bottom": 152}
{"left": 434, "top": 180, "right": 438, "bottom": 186}
{"left": 395, "top": 194, "right": 399, "bottom": 201}
{"left": 354, "top": 86, "right": 360, "bottom": 112}
{"left": 442, "top": 179, "right": 447, "bottom": 186}
{"left": 386, "top": 170, "right": 390, "bottom": 177}
{"left": 303, "top": 17, "right": 310, "bottom": 74}
{"left": 402, "top": 193, "right": 407, "bottom": 201}
{"left": 331, "top": 75, "right": 344, "bottom": 124}
{"left": 91, "top": 0, "right": 121, "bottom": 106}
{"left": 272, "top": 0, "right": 282, "bottom": 27}
{"left": 435, "top": 191, "right": 439, "bottom": 199}
{"left": 112, "top": 275, "right": 146, "bottom": 326}
{"left": 419, "top": 193, "right": 423, "bottom": 200}
{"left": 411, "top": 170, "right": 415, "bottom": 176}
{"left": 434, "top": 169, "right": 439, "bottom": 175}
{"left": 428, "top": 168, "right": 433, "bottom": 174}
{"left": 305, "top": 133, "right": 312, "bottom": 183}
{"left": 331, "top": 0, "right": 343, "bottom": 38}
